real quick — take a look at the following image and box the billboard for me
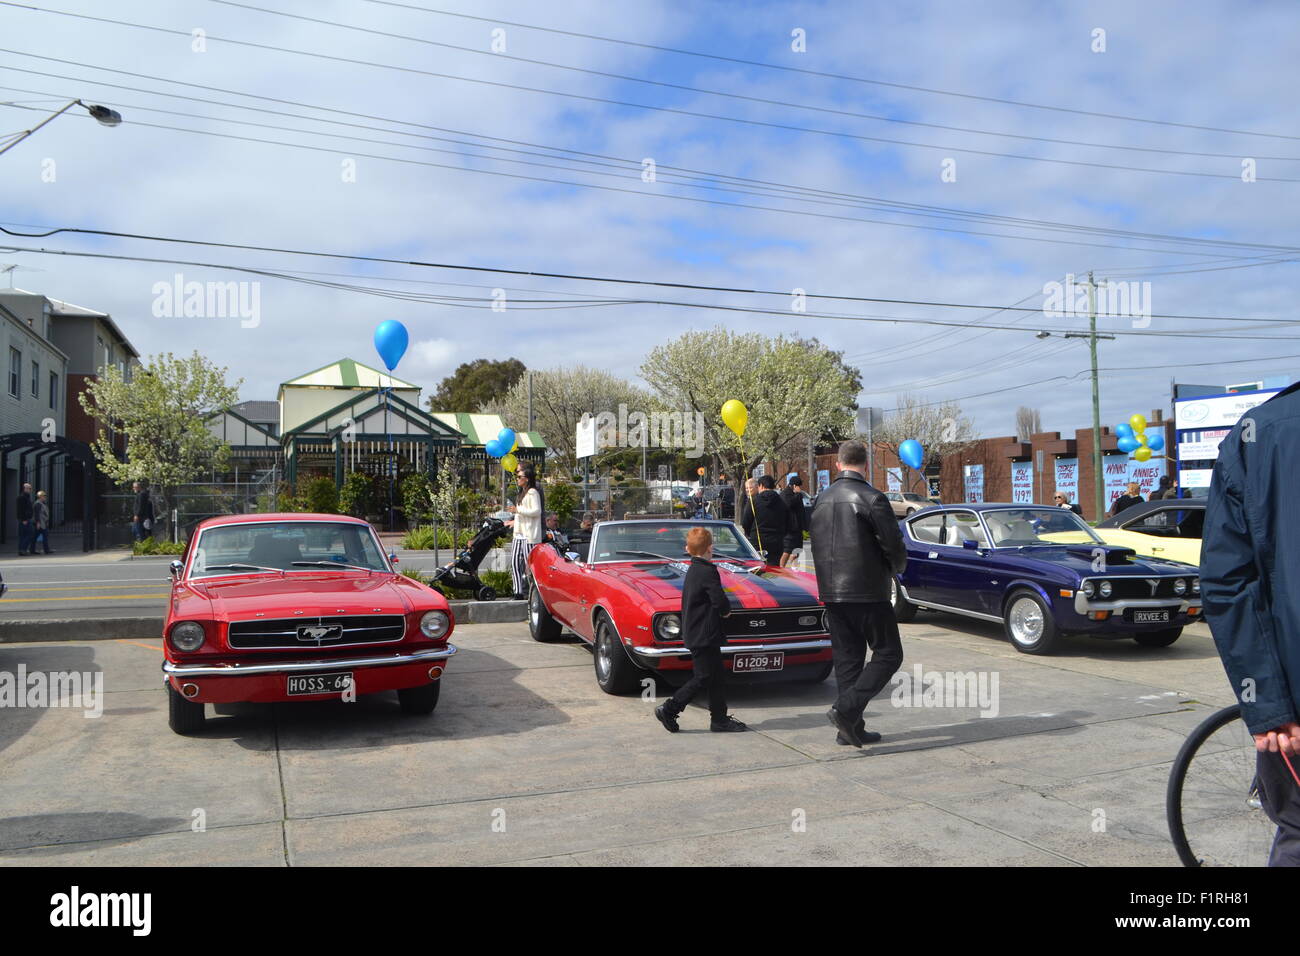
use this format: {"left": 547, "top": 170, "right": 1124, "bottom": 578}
{"left": 1102, "top": 455, "right": 1130, "bottom": 509}
{"left": 1174, "top": 390, "right": 1280, "bottom": 430}
{"left": 886, "top": 468, "right": 902, "bottom": 492}
{"left": 963, "top": 464, "right": 984, "bottom": 503}
{"left": 1054, "top": 457, "right": 1079, "bottom": 504}
{"left": 1010, "top": 461, "right": 1033, "bottom": 503}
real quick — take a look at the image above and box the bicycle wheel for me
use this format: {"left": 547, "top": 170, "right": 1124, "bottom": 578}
{"left": 1167, "top": 704, "right": 1276, "bottom": 866}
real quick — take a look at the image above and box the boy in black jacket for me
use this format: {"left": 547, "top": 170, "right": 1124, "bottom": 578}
{"left": 654, "top": 527, "right": 747, "bottom": 733}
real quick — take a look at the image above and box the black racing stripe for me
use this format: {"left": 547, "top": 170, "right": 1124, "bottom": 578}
{"left": 738, "top": 568, "right": 820, "bottom": 606}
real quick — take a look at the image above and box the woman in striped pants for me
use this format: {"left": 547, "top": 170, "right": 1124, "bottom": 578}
{"left": 505, "top": 464, "right": 544, "bottom": 599}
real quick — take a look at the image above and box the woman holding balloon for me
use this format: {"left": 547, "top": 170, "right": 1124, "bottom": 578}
{"left": 505, "top": 464, "right": 544, "bottom": 600}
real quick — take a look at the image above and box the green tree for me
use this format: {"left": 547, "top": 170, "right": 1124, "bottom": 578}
{"left": 401, "top": 473, "right": 434, "bottom": 528}
{"left": 428, "top": 358, "right": 526, "bottom": 412}
{"left": 484, "top": 365, "right": 652, "bottom": 476}
{"left": 78, "top": 351, "right": 242, "bottom": 508}
{"left": 339, "top": 471, "right": 375, "bottom": 518}
{"left": 873, "top": 393, "right": 977, "bottom": 494}
{"left": 303, "top": 476, "right": 339, "bottom": 514}
{"left": 640, "top": 327, "right": 858, "bottom": 482}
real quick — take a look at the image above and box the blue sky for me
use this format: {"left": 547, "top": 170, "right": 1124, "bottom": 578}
{"left": 1, "top": 0, "right": 1297, "bottom": 438}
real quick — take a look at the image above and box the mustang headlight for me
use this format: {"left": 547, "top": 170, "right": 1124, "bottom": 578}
{"left": 1081, "top": 581, "right": 1095, "bottom": 598}
{"left": 170, "top": 621, "right": 206, "bottom": 652}
{"left": 655, "top": 613, "right": 682, "bottom": 641}
{"left": 1099, "top": 581, "right": 1113, "bottom": 598}
{"left": 1173, "top": 578, "right": 1187, "bottom": 596}
{"left": 420, "top": 610, "right": 450, "bottom": 640}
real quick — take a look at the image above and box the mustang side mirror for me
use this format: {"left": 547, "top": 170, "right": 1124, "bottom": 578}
{"left": 169, "top": 559, "right": 183, "bottom": 579}
{"left": 389, "top": 553, "right": 399, "bottom": 564}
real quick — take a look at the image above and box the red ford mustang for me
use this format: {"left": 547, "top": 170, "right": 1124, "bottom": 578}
{"left": 528, "top": 519, "right": 833, "bottom": 693}
{"left": 162, "top": 513, "right": 456, "bottom": 734}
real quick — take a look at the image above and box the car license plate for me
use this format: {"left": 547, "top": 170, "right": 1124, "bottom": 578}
{"left": 286, "top": 671, "right": 353, "bottom": 696}
{"left": 732, "top": 652, "right": 784, "bottom": 673}
{"left": 1130, "top": 609, "right": 1171, "bottom": 624}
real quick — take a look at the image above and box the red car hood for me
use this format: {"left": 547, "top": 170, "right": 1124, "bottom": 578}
{"left": 176, "top": 573, "right": 420, "bottom": 622}
{"left": 597, "top": 560, "right": 820, "bottom": 610}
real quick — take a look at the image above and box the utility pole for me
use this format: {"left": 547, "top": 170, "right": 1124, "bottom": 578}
{"left": 1067, "top": 272, "right": 1115, "bottom": 523}
{"left": 527, "top": 371, "right": 534, "bottom": 431}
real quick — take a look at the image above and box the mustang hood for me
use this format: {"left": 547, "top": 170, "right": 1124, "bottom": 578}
{"left": 599, "top": 561, "right": 820, "bottom": 610}
{"left": 184, "top": 575, "right": 416, "bottom": 621}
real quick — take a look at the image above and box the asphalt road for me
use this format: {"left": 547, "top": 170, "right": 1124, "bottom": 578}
{"left": 0, "top": 612, "right": 1240, "bottom": 866}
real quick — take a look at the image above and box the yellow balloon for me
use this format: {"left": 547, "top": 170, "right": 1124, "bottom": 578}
{"left": 1137, "top": 433, "right": 1149, "bottom": 446}
{"left": 721, "top": 399, "right": 748, "bottom": 438}
{"left": 1129, "top": 413, "right": 1146, "bottom": 434}
{"left": 1133, "top": 446, "right": 1152, "bottom": 462}
{"left": 501, "top": 452, "right": 518, "bottom": 471}
{"left": 510, "top": 437, "right": 519, "bottom": 452}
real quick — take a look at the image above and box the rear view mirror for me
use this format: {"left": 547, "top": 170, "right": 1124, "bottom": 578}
{"left": 962, "top": 539, "right": 981, "bottom": 551}
{"left": 169, "top": 559, "right": 183, "bottom": 579}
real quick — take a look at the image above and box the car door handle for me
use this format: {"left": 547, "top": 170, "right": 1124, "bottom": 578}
{"left": 928, "top": 551, "right": 939, "bottom": 559}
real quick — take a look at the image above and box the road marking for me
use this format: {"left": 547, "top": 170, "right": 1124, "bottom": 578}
{"left": 0, "top": 578, "right": 166, "bottom": 586}
{"left": 0, "top": 594, "right": 166, "bottom": 603}
{"left": 116, "top": 639, "right": 161, "bottom": 651}
{"left": 5, "top": 584, "right": 171, "bottom": 592}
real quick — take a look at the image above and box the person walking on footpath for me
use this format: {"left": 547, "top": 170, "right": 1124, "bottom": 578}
{"left": 1201, "top": 380, "right": 1300, "bottom": 866}
{"left": 16, "top": 482, "right": 33, "bottom": 556}
{"left": 504, "top": 464, "right": 544, "bottom": 600}
{"left": 809, "top": 440, "right": 908, "bottom": 748}
{"left": 742, "top": 474, "right": 792, "bottom": 567}
{"left": 132, "top": 480, "right": 155, "bottom": 541}
{"left": 654, "top": 526, "right": 746, "bottom": 733}
{"left": 31, "top": 490, "right": 52, "bottom": 554}
{"left": 779, "top": 474, "right": 809, "bottom": 566}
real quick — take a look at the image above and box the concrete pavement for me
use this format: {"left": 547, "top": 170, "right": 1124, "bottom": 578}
{"left": 0, "top": 612, "right": 1236, "bottom": 866}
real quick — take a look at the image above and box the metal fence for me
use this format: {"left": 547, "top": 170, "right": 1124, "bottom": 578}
{"left": 99, "top": 474, "right": 279, "bottom": 545}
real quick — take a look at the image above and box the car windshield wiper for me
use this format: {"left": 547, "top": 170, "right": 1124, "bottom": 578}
{"left": 291, "top": 561, "right": 375, "bottom": 573}
{"left": 201, "top": 564, "right": 284, "bottom": 575}
{"left": 616, "top": 549, "right": 680, "bottom": 562}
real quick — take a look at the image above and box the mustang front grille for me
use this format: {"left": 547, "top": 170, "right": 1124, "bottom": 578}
{"left": 227, "top": 615, "right": 407, "bottom": 649}
{"left": 721, "top": 607, "right": 826, "bottom": 639}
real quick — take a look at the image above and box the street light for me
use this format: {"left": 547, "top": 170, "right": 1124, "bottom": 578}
{"left": 0, "top": 99, "right": 123, "bottom": 157}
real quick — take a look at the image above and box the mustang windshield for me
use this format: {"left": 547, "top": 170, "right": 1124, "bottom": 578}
{"left": 190, "top": 521, "right": 389, "bottom": 577}
{"left": 982, "top": 508, "right": 1103, "bottom": 548}
{"left": 592, "top": 522, "right": 759, "bottom": 563}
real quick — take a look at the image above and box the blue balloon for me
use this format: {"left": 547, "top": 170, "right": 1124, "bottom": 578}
{"left": 1115, "top": 423, "right": 1134, "bottom": 438}
{"left": 898, "top": 439, "right": 924, "bottom": 470}
{"left": 497, "top": 427, "right": 516, "bottom": 451}
{"left": 373, "top": 320, "right": 409, "bottom": 372}
{"left": 1147, "top": 433, "right": 1165, "bottom": 451}
{"left": 1117, "top": 436, "right": 1139, "bottom": 453}
{"left": 485, "top": 438, "right": 504, "bottom": 458}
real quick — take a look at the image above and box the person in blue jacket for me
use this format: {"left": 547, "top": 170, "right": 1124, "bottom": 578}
{"left": 1201, "top": 380, "right": 1300, "bottom": 866}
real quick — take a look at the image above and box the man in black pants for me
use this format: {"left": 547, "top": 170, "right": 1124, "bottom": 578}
{"left": 655, "top": 526, "right": 746, "bottom": 733}
{"left": 1202, "top": 380, "right": 1300, "bottom": 865}
{"left": 742, "top": 474, "right": 792, "bottom": 567}
{"left": 16, "top": 482, "right": 33, "bottom": 556}
{"left": 809, "top": 440, "right": 907, "bottom": 748}
{"left": 779, "top": 474, "right": 808, "bottom": 566}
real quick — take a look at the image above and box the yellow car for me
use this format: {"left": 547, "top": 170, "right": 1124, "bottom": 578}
{"left": 1093, "top": 499, "right": 1204, "bottom": 567}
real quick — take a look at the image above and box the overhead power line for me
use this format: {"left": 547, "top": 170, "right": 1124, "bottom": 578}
{"left": 363, "top": 0, "right": 1300, "bottom": 143}
{"left": 4, "top": 2, "right": 1296, "bottom": 181}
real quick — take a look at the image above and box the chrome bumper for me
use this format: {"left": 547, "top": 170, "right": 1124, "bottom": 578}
{"left": 631, "top": 638, "right": 831, "bottom": 660}
{"left": 162, "top": 645, "right": 457, "bottom": 678}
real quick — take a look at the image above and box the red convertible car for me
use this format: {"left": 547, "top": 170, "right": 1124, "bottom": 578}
{"left": 161, "top": 513, "right": 456, "bottom": 734}
{"left": 528, "top": 519, "right": 833, "bottom": 693}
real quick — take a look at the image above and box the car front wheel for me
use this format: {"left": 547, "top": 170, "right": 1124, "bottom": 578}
{"left": 1134, "top": 627, "right": 1183, "bottom": 648}
{"left": 529, "top": 585, "right": 562, "bottom": 642}
{"left": 593, "top": 612, "right": 642, "bottom": 695}
{"left": 398, "top": 680, "right": 441, "bottom": 715}
{"left": 1003, "top": 589, "right": 1060, "bottom": 655}
{"left": 167, "top": 684, "right": 206, "bottom": 735}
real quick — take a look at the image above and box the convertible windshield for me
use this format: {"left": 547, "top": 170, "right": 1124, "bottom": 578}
{"left": 591, "top": 522, "right": 759, "bottom": 563}
{"left": 983, "top": 508, "right": 1103, "bottom": 548}
{"left": 189, "top": 522, "right": 389, "bottom": 578}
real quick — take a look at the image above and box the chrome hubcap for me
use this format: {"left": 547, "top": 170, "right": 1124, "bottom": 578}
{"left": 1009, "top": 597, "right": 1044, "bottom": 645}
{"left": 596, "top": 627, "right": 611, "bottom": 678}
{"left": 530, "top": 591, "right": 540, "bottom": 628}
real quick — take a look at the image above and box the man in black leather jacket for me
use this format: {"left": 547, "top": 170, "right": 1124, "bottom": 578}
{"left": 809, "top": 440, "right": 908, "bottom": 748}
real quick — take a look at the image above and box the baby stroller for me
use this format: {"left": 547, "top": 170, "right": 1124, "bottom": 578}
{"left": 429, "top": 516, "right": 510, "bottom": 601}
